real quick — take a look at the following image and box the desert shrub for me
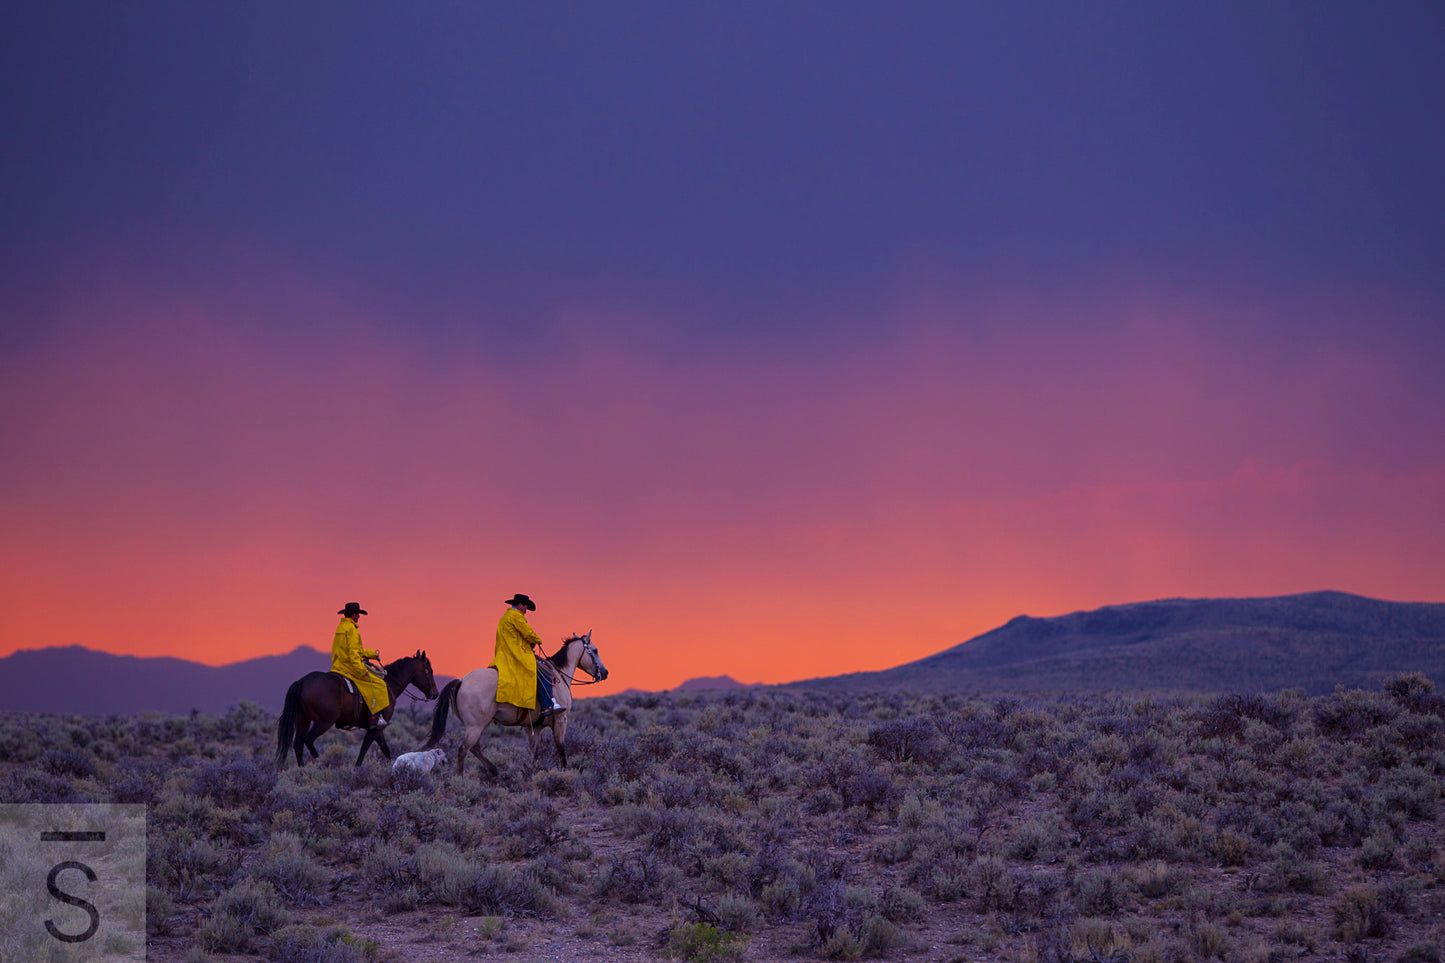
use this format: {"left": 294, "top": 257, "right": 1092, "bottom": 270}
{"left": 257, "top": 834, "right": 330, "bottom": 905}
{"left": 1134, "top": 862, "right": 1190, "bottom": 900}
{"left": 667, "top": 923, "right": 748, "bottom": 962}
{"left": 878, "top": 885, "right": 926, "bottom": 923}
{"left": 597, "top": 849, "right": 671, "bottom": 903}
{"left": 198, "top": 880, "right": 289, "bottom": 951}
{"left": 970, "top": 855, "right": 1022, "bottom": 912}
{"left": 1074, "top": 865, "right": 1128, "bottom": 915}
{"left": 0, "top": 721, "right": 44, "bottom": 763}
{"left": 896, "top": 792, "right": 944, "bottom": 831}
{"left": 808, "top": 786, "right": 845, "bottom": 814}
{"left": 808, "top": 882, "right": 903, "bottom": 960}
{"left": 190, "top": 756, "right": 276, "bottom": 808}
{"left": 867, "top": 719, "right": 941, "bottom": 765}
{"left": 1274, "top": 737, "right": 1317, "bottom": 774}
{"left": 918, "top": 854, "right": 969, "bottom": 902}
{"left": 112, "top": 757, "right": 167, "bottom": 804}
{"left": 499, "top": 802, "right": 572, "bottom": 858}
{"left": 1384, "top": 673, "right": 1445, "bottom": 715}
{"left": 1318, "top": 795, "right": 1373, "bottom": 847}
{"left": 1377, "top": 766, "right": 1439, "bottom": 821}
{"left": 821, "top": 913, "right": 902, "bottom": 960}
{"left": 1315, "top": 688, "right": 1396, "bottom": 737}
{"left": 39, "top": 747, "right": 97, "bottom": 779}
{"left": 1267, "top": 847, "right": 1331, "bottom": 895}
{"left": 526, "top": 851, "right": 578, "bottom": 896}
{"left": 455, "top": 863, "right": 560, "bottom": 918}
{"left": 532, "top": 767, "right": 579, "bottom": 797}
{"left": 755, "top": 857, "right": 816, "bottom": 919}
{"left": 411, "top": 840, "right": 482, "bottom": 903}
{"left": 6, "top": 768, "right": 89, "bottom": 803}
{"left": 1189, "top": 920, "right": 1230, "bottom": 959}
{"left": 1333, "top": 885, "right": 1391, "bottom": 942}
{"left": 653, "top": 772, "right": 717, "bottom": 809}
{"left": 810, "top": 756, "right": 898, "bottom": 813}
{"left": 716, "top": 892, "right": 762, "bottom": 933}
{"left": 1377, "top": 876, "right": 1413, "bottom": 915}
{"left": 273, "top": 782, "right": 360, "bottom": 838}
{"left": 1009, "top": 813, "right": 1067, "bottom": 862}
{"left": 146, "top": 885, "right": 175, "bottom": 936}
{"left": 1358, "top": 826, "right": 1398, "bottom": 869}
{"left": 152, "top": 835, "right": 232, "bottom": 901}
{"left": 268, "top": 923, "right": 379, "bottom": 963}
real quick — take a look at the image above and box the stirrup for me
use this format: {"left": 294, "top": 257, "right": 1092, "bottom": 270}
{"left": 370, "top": 715, "right": 388, "bottom": 729}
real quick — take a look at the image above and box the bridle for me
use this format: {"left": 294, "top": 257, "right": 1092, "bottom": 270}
{"left": 375, "top": 655, "right": 439, "bottom": 703}
{"left": 552, "top": 635, "right": 606, "bottom": 687}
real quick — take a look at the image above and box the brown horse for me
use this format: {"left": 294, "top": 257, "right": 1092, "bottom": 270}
{"left": 275, "top": 651, "right": 439, "bottom": 768}
{"left": 424, "top": 632, "right": 607, "bottom": 774}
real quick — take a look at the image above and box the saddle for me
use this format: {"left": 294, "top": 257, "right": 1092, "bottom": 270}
{"left": 328, "top": 671, "right": 369, "bottom": 730}
{"left": 500, "top": 658, "right": 563, "bottom": 720}
{"left": 536, "top": 655, "right": 562, "bottom": 686}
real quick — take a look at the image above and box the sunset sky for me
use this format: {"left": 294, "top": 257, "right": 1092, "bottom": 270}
{"left": 2, "top": 4, "right": 1443, "bottom": 692}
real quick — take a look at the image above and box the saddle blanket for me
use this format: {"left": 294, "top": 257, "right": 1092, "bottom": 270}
{"left": 392, "top": 748, "right": 447, "bottom": 775}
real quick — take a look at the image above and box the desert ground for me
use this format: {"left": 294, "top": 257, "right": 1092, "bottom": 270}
{"left": 3, "top": 676, "right": 1444, "bottom": 962}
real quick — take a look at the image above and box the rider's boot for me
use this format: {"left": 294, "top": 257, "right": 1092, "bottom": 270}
{"left": 370, "top": 714, "right": 388, "bottom": 729}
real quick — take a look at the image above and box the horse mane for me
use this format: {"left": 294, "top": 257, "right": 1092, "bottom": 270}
{"left": 547, "top": 637, "right": 579, "bottom": 669}
{"left": 385, "top": 650, "right": 428, "bottom": 671}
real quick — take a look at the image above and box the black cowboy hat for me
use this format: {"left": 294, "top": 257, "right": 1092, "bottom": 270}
{"left": 503, "top": 594, "right": 536, "bottom": 611}
{"left": 338, "top": 602, "right": 368, "bottom": 615}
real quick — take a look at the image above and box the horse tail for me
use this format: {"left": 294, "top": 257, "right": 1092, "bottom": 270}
{"left": 424, "top": 678, "right": 462, "bottom": 749}
{"left": 276, "top": 678, "right": 303, "bottom": 769}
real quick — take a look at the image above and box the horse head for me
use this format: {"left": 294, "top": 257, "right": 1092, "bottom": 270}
{"left": 575, "top": 630, "right": 608, "bottom": 682}
{"left": 406, "top": 649, "right": 440, "bottom": 699}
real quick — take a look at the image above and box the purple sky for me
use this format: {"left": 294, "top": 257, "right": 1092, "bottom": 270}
{"left": 2, "top": 4, "right": 1443, "bottom": 687}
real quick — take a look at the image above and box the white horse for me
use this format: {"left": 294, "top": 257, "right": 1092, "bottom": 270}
{"left": 424, "top": 632, "right": 608, "bottom": 774}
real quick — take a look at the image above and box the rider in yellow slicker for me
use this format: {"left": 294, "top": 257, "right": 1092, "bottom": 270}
{"left": 493, "top": 594, "right": 561, "bottom": 714}
{"left": 332, "top": 602, "right": 390, "bottom": 729}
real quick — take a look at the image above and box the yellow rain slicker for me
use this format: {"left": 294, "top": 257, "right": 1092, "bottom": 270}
{"left": 331, "top": 618, "right": 390, "bottom": 715}
{"left": 492, "top": 607, "right": 542, "bottom": 709}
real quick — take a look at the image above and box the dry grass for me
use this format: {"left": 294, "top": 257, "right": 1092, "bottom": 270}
{"left": 2, "top": 675, "right": 1445, "bottom": 961}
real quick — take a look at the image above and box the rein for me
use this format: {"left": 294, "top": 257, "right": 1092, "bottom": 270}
{"left": 379, "top": 657, "right": 438, "bottom": 703}
{"left": 542, "top": 638, "right": 604, "bottom": 688}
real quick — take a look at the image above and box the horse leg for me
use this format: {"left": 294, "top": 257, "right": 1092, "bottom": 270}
{"left": 473, "top": 737, "right": 502, "bottom": 775}
{"left": 375, "top": 731, "right": 392, "bottom": 760}
{"left": 293, "top": 717, "right": 311, "bottom": 766}
{"left": 471, "top": 744, "right": 499, "bottom": 778}
{"left": 552, "top": 712, "right": 569, "bottom": 769}
{"left": 357, "top": 729, "right": 376, "bottom": 766}
{"left": 458, "top": 724, "right": 486, "bottom": 776}
{"left": 306, "top": 719, "right": 333, "bottom": 760}
{"left": 526, "top": 722, "right": 541, "bottom": 760}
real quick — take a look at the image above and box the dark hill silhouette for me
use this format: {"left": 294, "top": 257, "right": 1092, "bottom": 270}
{"left": 0, "top": 645, "right": 454, "bottom": 715}
{"left": 675, "top": 675, "right": 755, "bottom": 692}
{"left": 791, "top": 591, "right": 1445, "bottom": 694}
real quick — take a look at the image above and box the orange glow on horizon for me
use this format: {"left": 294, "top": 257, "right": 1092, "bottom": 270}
{"left": 2, "top": 283, "right": 1442, "bottom": 691}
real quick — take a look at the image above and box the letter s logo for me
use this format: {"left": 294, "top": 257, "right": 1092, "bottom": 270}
{"left": 46, "top": 860, "right": 100, "bottom": 943}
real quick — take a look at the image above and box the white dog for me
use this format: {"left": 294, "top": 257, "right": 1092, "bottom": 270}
{"left": 391, "top": 748, "right": 447, "bottom": 775}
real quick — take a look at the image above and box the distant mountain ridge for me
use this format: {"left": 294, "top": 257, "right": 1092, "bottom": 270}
{"left": 675, "top": 675, "right": 756, "bottom": 692}
{"left": 5, "top": 592, "right": 1442, "bottom": 713}
{"left": 0, "top": 645, "right": 451, "bottom": 716}
{"left": 791, "top": 591, "right": 1445, "bottom": 694}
